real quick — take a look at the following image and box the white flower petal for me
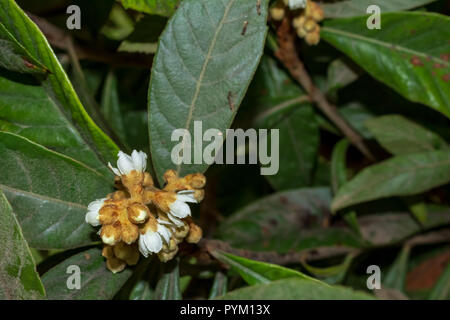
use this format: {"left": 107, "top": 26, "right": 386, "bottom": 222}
{"left": 117, "top": 151, "right": 135, "bottom": 175}
{"left": 138, "top": 236, "right": 150, "bottom": 257}
{"left": 157, "top": 224, "right": 172, "bottom": 243}
{"left": 167, "top": 213, "right": 185, "bottom": 227}
{"left": 108, "top": 162, "right": 121, "bottom": 176}
{"left": 85, "top": 198, "right": 106, "bottom": 226}
{"left": 288, "top": 0, "right": 306, "bottom": 10}
{"left": 157, "top": 219, "right": 172, "bottom": 226}
{"left": 85, "top": 210, "right": 100, "bottom": 226}
{"left": 143, "top": 231, "right": 163, "bottom": 253}
{"left": 176, "top": 190, "right": 197, "bottom": 203}
{"left": 131, "top": 150, "right": 147, "bottom": 172}
{"left": 169, "top": 199, "right": 191, "bottom": 218}
{"left": 87, "top": 198, "right": 106, "bottom": 212}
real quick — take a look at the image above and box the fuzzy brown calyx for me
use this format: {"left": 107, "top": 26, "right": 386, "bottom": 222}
{"left": 98, "top": 198, "right": 146, "bottom": 245}
{"left": 162, "top": 170, "right": 206, "bottom": 202}
{"left": 102, "top": 242, "right": 139, "bottom": 273}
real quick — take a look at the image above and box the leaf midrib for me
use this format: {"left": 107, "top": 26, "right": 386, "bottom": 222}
{"left": 175, "top": 0, "right": 235, "bottom": 175}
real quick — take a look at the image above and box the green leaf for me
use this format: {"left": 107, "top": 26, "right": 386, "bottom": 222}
{"left": 0, "top": 22, "right": 48, "bottom": 74}
{"left": 154, "top": 259, "right": 182, "bottom": 300}
{"left": 359, "top": 207, "right": 450, "bottom": 246}
{"left": 384, "top": 245, "right": 410, "bottom": 292}
{"left": 322, "top": 0, "right": 439, "bottom": 18}
{"left": 41, "top": 248, "right": 133, "bottom": 300}
{"left": 121, "top": 0, "right": 180, "bottom": 17}
{"left": 300, "top": 252, "right": 356, "bottom": 285}
{"left": 0, "top": 190, "right": 45, "bottom": 299}
{"left": 403, "top": 195, "right": 428, "bottom": 225}
{"left": 331, "top": 139, "right": 350, "bottom": 194}
{"left": 148, "top": 0, "right": 269, "bottom": 183}
{"left": 216, "top": 278, "right": 375, "bottom": 300}
{"left": 0, "top": 0, "right": 119, "bottom": 164}
{"left": 208, "top": 271, "right": 228, "bottom": 299}
{"left": 365, "top": 115, "right": 448, "bottom": 155}
{"left": 330, "top": 139, "right": 361, "bottom": 233}
{"left": 321, "top": 12, "right": 450, "bottom": 118}
{"left": 100, "top": 71, "right": 127, "bottom": 143}
{"left": 331, "top": 150, "right": 450, "bottom": 212}
{"left": 217, "top": 188, "right": 365, "bottom": 253}
{"left": 211, "top": 250, "right": 323, "bottom": 286}
{"left": 129, "top": 279, "right": 153, "bottom": 300}
{"left": 0, "top": 74, "right": 111, "bottom": 177}
{"left": 0, "top": 132, "right": 113, "bottom": 249}
{"left": 428, "top": 261, "right": 450, "bottom": 300}
{"left": 327, "top": 59, "right": 360, "bottom": 94}
{"left": 252, "top": 56, "right": 319, "bottom": 190}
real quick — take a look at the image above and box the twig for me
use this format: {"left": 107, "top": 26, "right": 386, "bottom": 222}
{"left": 27, "top": 12, "right": 154, "bottom": 69}
{"left": 274, "top": 18, "right": 374, "bottom": 161}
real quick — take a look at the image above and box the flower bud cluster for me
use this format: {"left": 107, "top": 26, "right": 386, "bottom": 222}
{"left": 85, "top": 150, "right": 205, "bottom": 273}
{"left": 270, "top": 0, "right": 324, "bottom": 46}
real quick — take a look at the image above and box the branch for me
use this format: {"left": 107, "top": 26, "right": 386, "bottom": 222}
{"left": 274, "top": 18, "right": 375, "bottom": 161}
{"left": 27, "top": 13, "right": 154, "bottom": 69}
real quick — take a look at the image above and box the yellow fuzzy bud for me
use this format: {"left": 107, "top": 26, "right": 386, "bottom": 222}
{"left": 305, "top": 29, "right": 320, "bottom": 45}
{"left": 270, "top": 6, "right": 285, "bottom": 21}
{"left": 292, "top": 15, "right": 306, "bottom": 29}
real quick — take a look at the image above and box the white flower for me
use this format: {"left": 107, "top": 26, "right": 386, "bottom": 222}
{"left": 286, "top": 0, "right": 306, "bottom": 10}
{"left": 138, "top": 223, "right": 172, "bottom": 257}
{"left": 85, "top": 198, "right": 107, "bottom": 227}
{"left": 168, "top": 190, "right": 197, "bottom": 221}
{"left": 108, "top": 150, "right": 147, "bottom": 176}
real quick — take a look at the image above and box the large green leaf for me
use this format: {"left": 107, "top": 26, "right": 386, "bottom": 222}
{"left": 331, "top": 150, "right": 450, "bottom": 211}
{"left": 252, "top": 56, "right": 319, "bottom": 190}
{"left": 0, "top": 132, "right": 113, "bottom": 249}
{"left": 365, "top": 115, "right": 448, "bottom": 155}
{"left": 359, "top": 207, "right": 450, "bottom": 246}
{"left": 211, "top": 250, "right": 323, "bottom": 286}
{"left": 217, "top": 188, "right": 365, "bottom": 253}
{"left": 216, "top": 278, "right": 375, "bottom": 300}
{"left": 154, "top": 259, "right": 181, "bottom": 300}
{"left": 322, "top": 0, "right": 439, "bottom": 18}
{"left": 0, "top": 190, "right": 45, "bottom": 299}
{"left": 0, "top": 0, "right": 119, "bottom": 164}
{"left": 0, "top": 22, "right": 48, "bottom": 74}
{"left": 384, "top": 246, "right": 410, "bottom": 291}
{"left": 121, "top": 0, "right": 179, "bottom": 17}
{"left": 321, "top": 12, "right": 450, "bottom": 118}
{"left": 42, "top": 248, "right": 133, "bottom": 300}
{"left": 0, "top": 74, "right": 111, "bottom": 177}
{"left": 330, "top": 138, "right": 360, "bottom": 233}
{"left": 208, "top": 271, "right": 227, "bottom": 299}
{"left": 148, "top": 0, "right": 269, "bottom": 183}
{"left": 100, "top": 71, "right": 127, "bottom": 144}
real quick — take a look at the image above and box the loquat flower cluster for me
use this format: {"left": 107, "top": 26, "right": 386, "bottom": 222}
{"left": 85, "top": 150, "right": 205, "bottom": 273}
{"left": 270, "top": 0, "right": 324, "bottom": 46}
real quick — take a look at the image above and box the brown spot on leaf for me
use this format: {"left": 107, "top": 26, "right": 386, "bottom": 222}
{"left": 443, "top": 74, "right": 450, "bottom": 82}
{"left": 410, "top": 30, "right": 416, "bottom": 35}
{"left": 410, "top": 56, "right": 423, "bottom": 67}
{"left": 84, "top": 253, "right": 91, "bottom": 260}
{"left": 434, "top": 63, "right": 445, "bottom": 69}
{"left": 441, "top": 53, "right": 450, "bottom": 61}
